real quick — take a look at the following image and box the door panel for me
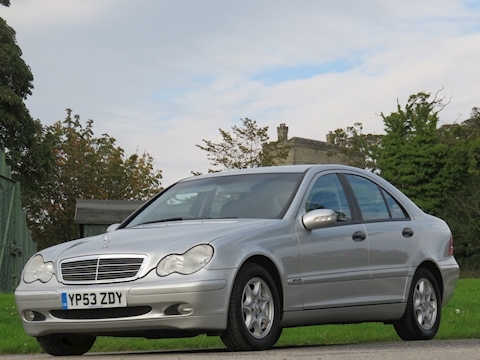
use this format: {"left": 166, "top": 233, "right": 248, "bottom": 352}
{"left": 365, "top": 221, "right": 418, "bottom": 303}
{"left": 297, "top": 223, "right": 370, "bottom": 309}
{"left": 296, "top": 173, "right": 370, "bottom": 309}
{"left": 343, "top": 174, "right": 416, "bottom": 304}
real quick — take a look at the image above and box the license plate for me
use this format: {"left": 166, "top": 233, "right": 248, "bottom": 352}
{"left": 61, "top": 291, "right": 127, "bottom": 310}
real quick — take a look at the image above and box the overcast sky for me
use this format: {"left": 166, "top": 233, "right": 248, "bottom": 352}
{"left": 2, "top": 0, "right": 480, "bottom": 186}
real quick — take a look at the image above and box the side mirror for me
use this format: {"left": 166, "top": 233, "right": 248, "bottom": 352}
{"left": 106, "top": 223, "right": 120, "bottom": 233}
{"left": 302, "top": 209, "right": 337, "bottom": 230}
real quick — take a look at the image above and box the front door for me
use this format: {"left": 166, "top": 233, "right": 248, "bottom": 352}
{"left": 295, "top": 173, "right": 370, "bottom": 309}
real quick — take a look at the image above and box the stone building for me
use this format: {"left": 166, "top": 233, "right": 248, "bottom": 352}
{"left": 272, "top": 123, "right": 350, "bottom": 166}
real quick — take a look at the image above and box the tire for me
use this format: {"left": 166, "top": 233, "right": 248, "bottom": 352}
{"left": 37, "top": 334, "right": 96, "bottom": 356}
{"left": 221, "top": 263, "right": 282, "bottom": 351}
{"left": 394, "top": 268, "right": 441, "bottom": 341}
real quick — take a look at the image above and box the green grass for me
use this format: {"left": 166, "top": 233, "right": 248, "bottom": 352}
{"left": 1, "top": 279, "right": 479, "bottom": 354}
{"left": 0, "top": 293, "right": 40, "bottom": 354}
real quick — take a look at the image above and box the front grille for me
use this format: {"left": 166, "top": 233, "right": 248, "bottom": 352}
{"left": 51, "top": 306, "right": 152, "bottom": 320}
{"left": 60, "top": 255, "right": 146, "bottom": 284}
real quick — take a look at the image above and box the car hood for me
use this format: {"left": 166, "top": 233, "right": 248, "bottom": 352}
{"left": 42, "top": 219, "right": 273, "bottom": 264}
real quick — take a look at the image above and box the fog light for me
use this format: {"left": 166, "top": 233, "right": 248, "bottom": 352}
{"left": 177, "top": 303, "right": 193, "bottom": 315}
{"left": 25, "top": 310, "right": 35, "bottom": 321}
{"left": 24, "top": 310, "right": 46, "bottom": 321}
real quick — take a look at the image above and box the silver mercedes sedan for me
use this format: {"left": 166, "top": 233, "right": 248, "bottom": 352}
{"left": 15, "top": 165, "right": 459, "bottom": 356}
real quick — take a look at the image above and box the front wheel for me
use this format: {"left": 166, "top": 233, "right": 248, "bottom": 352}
{"left": 394, "top": 268, "right": 441, "bottom": 340}
{"left": 221, "top": 264, "right": 282, "bottom": 351}
{"left": 37, "top": 334, "right": 96, "bottom": 356}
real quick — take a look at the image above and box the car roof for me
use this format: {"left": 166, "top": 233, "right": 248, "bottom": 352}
{"left": 179, "top": 164, "right": 362, "bottom": 182}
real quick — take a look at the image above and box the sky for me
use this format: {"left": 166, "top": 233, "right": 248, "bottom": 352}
{"left": 2, "top": 0, "right": 480, "bottom": 187}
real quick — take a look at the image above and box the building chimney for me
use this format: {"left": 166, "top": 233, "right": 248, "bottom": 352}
{"left": 326, "top": 131, "right": 335, "bottom": 145}
{"left": 277, "top": 123, "right": 288, "bottom": 142}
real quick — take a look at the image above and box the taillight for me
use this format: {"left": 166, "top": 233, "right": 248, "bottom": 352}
{"left": 448, "top": 235, "right": 454, "bottom": 256}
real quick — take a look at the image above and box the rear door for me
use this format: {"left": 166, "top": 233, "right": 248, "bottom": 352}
{"left": 343, "top": 173, "right": 418, "bottom": 304}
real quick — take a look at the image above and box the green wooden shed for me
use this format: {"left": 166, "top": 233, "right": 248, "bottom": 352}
{"left": 74, "top": 199, "right": 145, "bottom": 238}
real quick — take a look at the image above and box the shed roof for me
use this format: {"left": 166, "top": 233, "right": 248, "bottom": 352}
{"left": 74, "top": 199, "right": 145, "bottom": 225}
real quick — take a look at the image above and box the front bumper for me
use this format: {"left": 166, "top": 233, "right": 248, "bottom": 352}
{"left": 15, "top": 268, "right": 236, "bottom": 338}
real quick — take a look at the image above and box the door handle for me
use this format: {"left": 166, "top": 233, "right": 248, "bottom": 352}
{"left": 402, "top": 227, "right": 414, "bottom": 238}
{"left": 352, "top": 231, "right": 367, "bottom": 242}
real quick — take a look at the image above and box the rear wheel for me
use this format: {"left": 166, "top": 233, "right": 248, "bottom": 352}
{"left": 394, "top": 268, "right": 441, "bottom": 340}
{"left": 37, "top": 334, "right": 96, "bottom": 356}
{"left": 221, "top": 263, "right": 282, "bottom": 351}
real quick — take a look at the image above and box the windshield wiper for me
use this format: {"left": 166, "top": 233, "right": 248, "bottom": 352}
{"left": 136, "top": 217, "right": 218, "bottom": 226}
{"left": 136, "top": 217, "right": 184, "bottom": 226}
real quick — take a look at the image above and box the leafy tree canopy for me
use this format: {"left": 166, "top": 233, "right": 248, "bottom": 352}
{"left": 0, "top": 10, "right": 54, "bottom": 183}
{"left": 377, "top": 91, "right": 452, "bottom": 215}
{"left": 330, "top": 122, "right": 382, "bottom": 171}
{"left": 26, "top": 110, "right": 163, "bottom": 249}
{"left": 196, "top": 118, "right": 289, "bottom": 173}
{"left": 435, "top": 107, "right": 480, "bottom": 268}
{"left": 0, "top": 16, "right": 34, "bottom": 146}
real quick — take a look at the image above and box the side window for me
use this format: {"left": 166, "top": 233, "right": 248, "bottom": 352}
{"left": 345, "top": 174, "right": 390, "bottom": 221}
{"left": 382, "top": 189, "right": 408, "bottom": 219}
{"left": 306, "top": 174, "right": 352, "bottom": 222}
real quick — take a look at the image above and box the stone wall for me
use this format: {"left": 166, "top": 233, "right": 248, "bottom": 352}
{"left": 286, "top": 137, "right": 345, "bottom": 165}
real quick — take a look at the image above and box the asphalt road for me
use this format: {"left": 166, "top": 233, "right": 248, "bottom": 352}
{"left": 3, "top": 339, "right": 480, "bottom": 360}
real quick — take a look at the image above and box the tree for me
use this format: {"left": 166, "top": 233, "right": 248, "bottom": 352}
{"left": 196, "top": 118, "right": 289, "bottom": 172}
{"left": 377, "top": 91, "right": 453, "bottom": 215}
{"left": 435, "top": 107, "right": 480, "bottom": 269}
{"left": 0, "top": 3, "right": 54, "bottom": 185}
{"left": 329, "top": 122, "right": 382, "bottom": 171}
{"left": 26, "top": 110, "right": 163, "bottom": 249}
{"left": 377, "top": 95, "right": 480, "bottom": 270}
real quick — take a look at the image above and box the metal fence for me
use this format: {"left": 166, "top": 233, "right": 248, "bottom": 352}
{"left": 0, "top": 146, "right": 37, "bottom": 293}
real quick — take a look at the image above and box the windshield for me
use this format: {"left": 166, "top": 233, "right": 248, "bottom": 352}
{"left": 126, "top": 172, "right": 304, "bottom": 227}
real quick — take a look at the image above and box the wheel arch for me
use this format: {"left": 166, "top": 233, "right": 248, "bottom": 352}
{"left": 240, "top": 255, "right": 284, "bottom": 317}
{"left": 416, "top": 260, "right": 443, "bottom": 301}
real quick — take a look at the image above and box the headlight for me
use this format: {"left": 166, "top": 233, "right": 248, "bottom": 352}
{"left": 157, "top": 244, "right": 214, "bottom": 276}
{"left": 23, "top": 255, "right": 54, "bottom": 283}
